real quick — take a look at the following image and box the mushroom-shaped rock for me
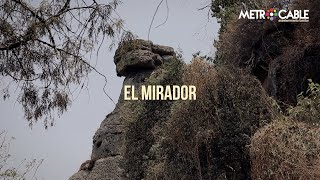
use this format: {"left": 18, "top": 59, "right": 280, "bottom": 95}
{"left": 114, "top": 39, "right": 175, "bottom": 77}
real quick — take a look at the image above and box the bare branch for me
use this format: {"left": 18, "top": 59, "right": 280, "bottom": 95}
{"left": 198, "top": 4, "right": 211, "bottom": 11}
{"left": 148, "top": 0, "right": 164, "bottom": 40}
{"left": 155, "top": 0, "right": 169, "bottom": 29}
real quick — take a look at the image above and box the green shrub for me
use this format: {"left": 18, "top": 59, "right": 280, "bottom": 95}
{"left": 288, "top": 79, "right": 320, "bottom": 124}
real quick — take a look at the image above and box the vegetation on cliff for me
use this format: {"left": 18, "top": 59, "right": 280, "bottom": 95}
{"left": 123, "top": 0, "right": 320, "bottom": 179}
{"left": 122, "top": 53, "right": 184, "bottom": 179}
{"left": 144, "top": 59, "right": 277, "bottom": 179}
{"left": 70, "top": 0, "right": 320, "bottom": 179}
{"left": 251, "top": 79, "right": 320, "bottom": 179}
{"left": 214, "top": 0, "right": 320, "bottom": 105}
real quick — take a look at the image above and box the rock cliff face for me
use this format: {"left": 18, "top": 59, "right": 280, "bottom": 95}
{"left": 70, "top": 1, "right": 320, "bottom": 179}
{"left": 69, "top": 39, "right": 182, "bottom": 180}
{"left": 70, "top": 39, "right": 276, "bottom": 180}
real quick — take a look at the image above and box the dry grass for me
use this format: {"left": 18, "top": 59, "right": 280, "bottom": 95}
{"left": 250, "top": 119, "right": 320, "bottom": 179}
{"left": 148, "top": 59, "right": 276, "bottom": 179}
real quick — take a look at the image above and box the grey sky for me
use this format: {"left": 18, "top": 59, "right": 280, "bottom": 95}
{"left": 0, "top": 0, "right": 219, "bottom": 179}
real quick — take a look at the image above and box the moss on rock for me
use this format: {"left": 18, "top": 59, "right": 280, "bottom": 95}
{"left": 122, "top": 56, "right": 184, "bottom": 179}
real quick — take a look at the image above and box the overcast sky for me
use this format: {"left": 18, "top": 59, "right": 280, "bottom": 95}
{"left": 0, "top": 0, "right": 219, "bottom": 179}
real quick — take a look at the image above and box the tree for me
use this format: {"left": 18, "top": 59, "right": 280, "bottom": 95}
{"left": 0, "top": 0, "right": 125, "bottom": 128}
{"left": 210, "top": 0, "right": 288, "bottom": 33}
{"left": 0, "top": 130, "right": 43, "bottom": 179}
{"left": 210, "top": 0, "right": 265, "bottom": 33}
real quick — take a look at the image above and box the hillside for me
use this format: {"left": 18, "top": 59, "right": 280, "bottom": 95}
{"left": 70, "top": 0, "right": 320, "bottom": 179}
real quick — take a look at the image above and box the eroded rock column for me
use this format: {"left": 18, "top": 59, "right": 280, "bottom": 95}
{"left": 69, "top": 39, "right": 177, "bottom": 180}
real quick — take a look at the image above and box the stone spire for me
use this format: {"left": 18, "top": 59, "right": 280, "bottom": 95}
{"left": 69, "top": 39, "right": 177, "bottom": 180}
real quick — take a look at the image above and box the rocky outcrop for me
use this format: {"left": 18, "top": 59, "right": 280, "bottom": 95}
{"left": 70, "top": 38, "right": 277, "bottom": 180}
{"left": 114, "top": 39, "right": 174, "bottom": 77}
{"left": 70, "top": 157, "right": 124, "bottom": 180}
{"left": 69, "top": 1, "right": 320, "bottom": 179}
{"left": 69, "top": 39, "right": 182, "bottom": 180}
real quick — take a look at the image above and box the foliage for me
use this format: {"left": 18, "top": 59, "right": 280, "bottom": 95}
{"left": 210, "top": 0, "right": 262, "bottom": 65}
{"left": 0, "top": 130, "right": 43, "bottom": 180}
{"left": 210, "top": 0, "right": 294, "bottom": 65}
{"left": 123, "top": 56, "right": 184, "bottom": 179}
{"left": 288, "top": 79, "right": 320, "bottom": 124}
{"left": 210, "top": 0, "right": 264, "bottom": 34}
{"left": 212, "top": 0, "right": 320, "bottom": 105}
{"left": 147, "top": 59, "right": 276, "bottom": 179}
{"left": 250, "top": 80, "right": 320, "bottom": 179}
{"left": 0, "top": 0, "right": 124, "bottom": 128}
{"left": 192, "top": 51, "right": 213, "bottom": 62}
{"left": 211, "top": 0, "right": 239, "bottom": 34}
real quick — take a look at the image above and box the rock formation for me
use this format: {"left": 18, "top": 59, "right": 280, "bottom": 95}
{"left": 68, "top": 1, "right": 320, "bottom": 179}
{"left": 69, "top": 39, "right": 182, "bottom": 180}
{"left": 69, "top": 6, "right": 320, "bottom": 176}
{"left": 70, "top": 39, "right": 276, "bottom": 180}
